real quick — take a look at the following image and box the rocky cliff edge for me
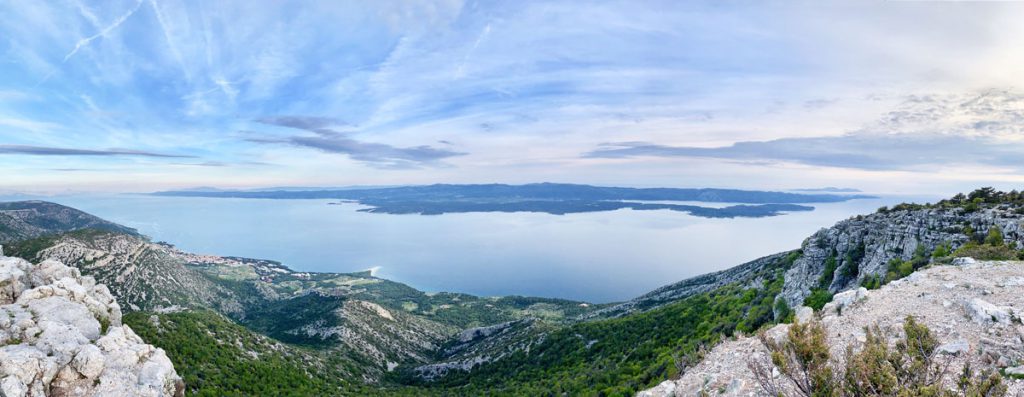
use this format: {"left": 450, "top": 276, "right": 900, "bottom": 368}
{"left": 640, "top": 260, "right": 1024, "bottom": 396}
{"left": 0, "top": 253, "right": 183, "bottom": 397}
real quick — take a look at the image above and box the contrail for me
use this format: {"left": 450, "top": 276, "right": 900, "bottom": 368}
{"left": 63, "top": 0, "right": 144, "bottom": 62}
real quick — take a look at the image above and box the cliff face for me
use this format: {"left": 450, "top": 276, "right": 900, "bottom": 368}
{"left": 0, "top": 255, "right": 183, "bottom": 397}
{"left": 640, "top": 260, "right": 1024, "bottom": 396}
{"left": 781, "top": 206, "right": 1024, "bottom": 307}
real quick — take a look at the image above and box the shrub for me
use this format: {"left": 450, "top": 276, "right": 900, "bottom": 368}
{"left": 775, "top": 299, "right": 794, "bottom": 323}
{"left": 819, "top": 254, "right": 838, "bottom": 289}
{"left": 803, "top": 289, "right": 833, "bottom": 311}
{"left": 751, "top": 317, "right": 1007, "bottom": 397}
{"left": 841, "top": 257, "right": 859, "bottom": 279}
{"left": 952, "top": 243, "right": 1021, "bottom": 261}
{"left": 885, "top": 258, "right": 913, "bottom": 282}
{"left": 860, "top": 274, "right": 882, "bottom": 290}
{"left": 751, "top": 320, "right": 836, "bottom": 396}
{"left": 953, "top": 226, "right": 1023, "bottom": 260}
{"left": 984, "top": 227, "right": 1005, "bottom": 247}
{"left": 932, "top": 242, "right": 952, "bottom": 259}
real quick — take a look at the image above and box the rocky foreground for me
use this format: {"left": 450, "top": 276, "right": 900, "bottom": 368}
{"left": 0, "top": 253, "right": 183, "bottom": 397}
{"left": 640, "top": 260, "right": 1024, "bottom": 396}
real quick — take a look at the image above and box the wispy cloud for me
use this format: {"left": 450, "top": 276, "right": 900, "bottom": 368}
{"left": 3, "top": 1, "right": 1024, "bottom": 192}
{"left": 584, "top": 135, "right": 1023, "bottom": 171}
{"left": 251, "top": 115, "right": 465, "bottom": 168}
{"left": 0, "top": 144, "right": 195, "bottom": 158}
{"left": 585, "top": 89, "right": 1024, "bottom": 172}
{"left": 255, "top": 116, "right": 349, "bottom": 134}
{"left": 171, "top": 160, "right": 274, "bottom": 167}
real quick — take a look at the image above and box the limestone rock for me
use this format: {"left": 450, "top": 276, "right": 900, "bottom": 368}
{"left": 937, "top": 339, "right": 970, "bottom": 355}
{"left": 0, "top": 255, "right": 183, "bottom": 397}
{"left": 822, "top": 287, "right": 868, "bottom": 316}
{"left": 963, "top": 297, "right": 1014, "bottom": 325}
{"left": 794, "top": 305, "right": 814, "bottom": 323}
{"left": 780, "top": 205, "right": 1024, "bottom": 308}
{"left": 639, "top": 262, "right": 1024, "bottom": 396}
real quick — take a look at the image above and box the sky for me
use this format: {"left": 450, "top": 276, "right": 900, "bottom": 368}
{"left": 3, "top": 0, "right": 1024, "bottom": 195}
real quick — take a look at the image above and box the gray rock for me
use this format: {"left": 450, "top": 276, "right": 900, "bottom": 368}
{"left": 963, "top": 298, "right": 1013, "bottom": 325}
{"left": 0, "top": 255, "right": 184, "bottom": 397}
{"left": 0, "top": 375, "right": 27, "bottom": 397}
{"left": 779, "top": 206, "right": 1024, "bottom": 308}
{"left": 822, "top": 287, "right": 868, "bottom": 315}
{"left": 1006, "top": 366, "right": 1024, "bottom": 376}
{"left": 72, "top": 345, "right": 105, "bottom": 379}
{"left": 937, "top": 339, "right": 970, "bottom": 355}
{"left": 795, "top": 306, "right": 814, "bottom": 323}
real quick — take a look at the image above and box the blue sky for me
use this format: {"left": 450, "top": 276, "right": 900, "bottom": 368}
{"left": 2, "top": 0, "right": 1024, "bottom": 194}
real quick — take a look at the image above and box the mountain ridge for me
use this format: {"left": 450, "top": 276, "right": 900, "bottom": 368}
{"left": 0, "top": 200, "right": 137, "bottom": 244}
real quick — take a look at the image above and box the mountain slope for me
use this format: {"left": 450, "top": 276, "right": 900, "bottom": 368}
{"left": 641, "top": 260, "right": 1024, "bottom": 395}
{"left": 0, "top": 200, "right": 137, "bottom": 243}
{"left": 590, "top": 251, "right": 800, "bottom": 319}
{"left": 398, "top": 253, "right": 794, "bottom": 395}
{"left": 4, "top": 229, "right": 246, "bottom": 313}
{"left": 123, "top": 310, "right": 377, "bottom": 396}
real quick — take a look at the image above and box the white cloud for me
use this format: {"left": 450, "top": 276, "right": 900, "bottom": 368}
{"left": 1, "top": 1, "right": 1024, "bottom": 193}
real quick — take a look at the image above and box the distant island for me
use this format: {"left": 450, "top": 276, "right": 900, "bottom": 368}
{"left": 791, "top": 187, "right": 863, "bottom": 193}
{"left": 152, "top": 183, "right": 876, "bottom": 218}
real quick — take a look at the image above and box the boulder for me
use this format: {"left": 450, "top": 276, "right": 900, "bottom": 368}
{"left": 962, "top": 298, "right": 1014, "bottom": 325}
{"left": 937, "top": 339, "right": 970, "bottom": 355}
{"left": 822, "top": 287, "right": 868, "bottom": 315}
{"left": 795, "top": 305, "right": 814, "bottom": 323}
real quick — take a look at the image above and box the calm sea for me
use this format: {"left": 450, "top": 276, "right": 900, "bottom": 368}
{"left": 23, "top": 194, "right": 935, "bottom": 303}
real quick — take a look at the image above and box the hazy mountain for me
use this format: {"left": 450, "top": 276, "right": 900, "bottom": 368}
{"left": 153, "top": 183, "right": 875, "bottom": 217}
{"left": 791, "top": 187, "right": 863, "bottom": 193}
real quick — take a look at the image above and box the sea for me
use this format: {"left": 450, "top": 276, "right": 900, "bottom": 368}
{"left": 9, "top": 193, "right": 938, "bottom": 303}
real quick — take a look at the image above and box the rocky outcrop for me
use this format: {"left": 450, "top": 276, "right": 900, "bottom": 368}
{"left": 639, "top": 261, "right": 1024, "bottom": 396}
{"left": 413, "top": 319, "right": 542, "bottom": 380}
{"left": 0, "top": 255, "right": 183, "bottom": 397}
{"left": 781, "top": 206, "right": 1024, "bottom": 307}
